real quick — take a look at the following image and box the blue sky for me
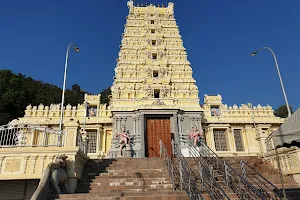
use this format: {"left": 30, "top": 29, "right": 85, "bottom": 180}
{"left": 0, "top": 0, "right": 299, "bottom": 110}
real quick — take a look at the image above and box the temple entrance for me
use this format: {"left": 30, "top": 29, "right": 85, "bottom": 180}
{"left": 145, "top": 118, "right": 172, "bottom": 157}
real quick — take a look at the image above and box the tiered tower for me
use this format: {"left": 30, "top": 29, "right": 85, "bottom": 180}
{"left": 110, "top": 1, "right": 200, "bottom": 111}
{"left": 109, "top": 1, "right": 202, "bottom": 158}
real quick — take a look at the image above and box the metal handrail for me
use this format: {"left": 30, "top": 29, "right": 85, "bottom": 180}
{"left": 240, "top": 160, "right": 292, "bottom": 200}
{"left": 189, "top": 142, "right": 257, "bottom": 199}
{"left": 174, "top": 142, "right": 230, "bottom": 200}
{"left": 189, "top": 140, "right": 267, "bottom": 199}
{"left": 159, "top": 140, "right": 203, "bottom": 200}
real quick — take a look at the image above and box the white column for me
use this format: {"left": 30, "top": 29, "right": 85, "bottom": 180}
{"left": 207, "top": 127, "right": 216, "bottom": 151}
{"left": 227, "top": 128, "right": 234, "bottom": 152}
{"left": 97, "top": 128, "right": 101, "bottom": 155}
{"left": 133, "top": 116, "right": 136, "bottom": 134}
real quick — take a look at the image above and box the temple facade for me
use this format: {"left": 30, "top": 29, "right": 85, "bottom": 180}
{"left": 1, "top": 3, "right": 292, "bottom": 197}
{"left": 13, "top": 1, "right": 283, "bottom": 159}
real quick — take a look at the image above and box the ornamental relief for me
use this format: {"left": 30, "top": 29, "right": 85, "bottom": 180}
{"left": 145, "top": 86, "right": 153, "bottom": 97}
{"left": 4, "top": 158, "right": 21, "bottom": 173}
{"left": 291, "top": 153, "right": 300, "bottom": 168}
{"left": 145, "top": 68, "right": 152, "bottom": 77}
{"left": 152, "top": 99, "right": 165, "bottom": 106}
{"left": 161, "top": 87, "right": 170, "bottom": 97}
{"left": 160, "top": 68, "right": 167, "bottom": 77}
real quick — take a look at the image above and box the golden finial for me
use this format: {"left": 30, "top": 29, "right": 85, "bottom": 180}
{"left": 162, "top": 3, "right": 165, "bottom": 8}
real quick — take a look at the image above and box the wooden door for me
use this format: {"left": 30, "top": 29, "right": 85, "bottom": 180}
{"left": 146, "top": 118, "right": 171, "bottom": 157}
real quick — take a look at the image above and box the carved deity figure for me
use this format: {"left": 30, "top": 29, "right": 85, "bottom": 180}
{"left": 189, "top": 126, "right": 203, "bottom": 146}
{"left": 116, "top": 125, "right": 130, "bottom": 156}
{"left": 211, "top": 108, "right": 219, "bottom": 117}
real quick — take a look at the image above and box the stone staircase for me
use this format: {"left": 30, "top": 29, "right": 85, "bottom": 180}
{"left": 55, "top": 158, "right": 190, "bottom": 200}
{"left": 51, "top": 156, "right": 300, "bottom": 200}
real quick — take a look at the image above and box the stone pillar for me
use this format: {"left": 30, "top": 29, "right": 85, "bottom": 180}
{"left": 136, "top": 114, "right": 140, "bottom": 134}
{"left": 256, "top": 125, "right": 270, "bottom": 156}
{"left": 134, "top": 114, "right": 142, "bottom": 158}
{"left": 97, "top": 127, "right": 102, "bottom": 156}
{"left": 241, "top": 126, "right": 253, "bottom": 153}
{"left": 81, "top": 131, "right": 88, "bottom": 154}
{"left": 112, "top": 116, "right": 117, "bottom": 140}
{"left": 227, "top": 128, "right": 235, "bottom": 152}
{"left": 238, "top": 127, "right": 250, "bottom": 153}
{"left": 64, "top": 122, "right": 80, "bottom": 147}
{"left": 206, "top": 127, "right": 216, "bottom": 151}
{"left": 243, "top": 126, "right": 252, "bottom": 153}
{"left": 178, "top": 114, "right": 185, "bottom": 146}
{"left": 140, "top": 114, "right": 145, "bottom": 157}
{"left": 116, "top": 117, "right": 121, "bottom": 133}
{"left": 109, "top": 116, "right": 119, "bottom": 158}
{"left": 196, "top": 116, "right": 202, "bottom": 134}
{"left": 173, "top": 113, "right": 179, "bottom": 145}
{"left": 189, "top": 116, "right": 195, "bottom": 129}
{"left": 133, "top": 115, "right": 136, "bottom": 134}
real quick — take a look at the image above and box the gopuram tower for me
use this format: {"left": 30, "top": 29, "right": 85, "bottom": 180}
{"left": 109, "top": 1, "right": 202, "bottom": 158}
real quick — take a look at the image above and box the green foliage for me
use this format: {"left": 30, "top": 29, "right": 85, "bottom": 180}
{"left": 100, "top": 87, "right": 111, "bottom": 105}
{"left": 0, "top": 70, "right": 86, "bottom": 125}
{"left": 274, "top": 105, "right": 294, "bottom": 118}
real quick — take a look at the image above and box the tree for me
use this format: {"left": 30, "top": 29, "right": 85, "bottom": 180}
{"left": 0, "top": 70, "right": 114, "bottom": 125}
{"left": 274, "top": 105, "right": 294, "bottom": 118}
{"left": 0, "top": 70, "right": 87, "bottom": 125}
{"left": 100, "top": 87, "right": 111, "bottom": 105}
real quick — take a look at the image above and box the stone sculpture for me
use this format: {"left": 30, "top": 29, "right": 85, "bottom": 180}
{"left": 116, "top": 125, "right": 130, "bottom": 156}
{"left": 188, "top": 126, "right": 203, "bottom": 146}
{"left": 31, "top": 154, "right": 69, "bottom": 200}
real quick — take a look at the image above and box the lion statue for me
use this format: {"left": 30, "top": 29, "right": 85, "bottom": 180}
{"left": 31, "top": 154, "right": 69, "bottom": 200}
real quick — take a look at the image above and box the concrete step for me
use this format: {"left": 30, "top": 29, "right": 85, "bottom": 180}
{"left": 103, "top": 169, "right": 167, "bottom": 173}
{"left": 89, "top": 183, "right": 174, "bottom": 192}
{"left": 96, "top": 172, "right": 170, "bottom": 178}
{"left": 57, "top": 190, "right": 189, "bottom": 200}
{"left": 90, "top": 177, "right": 171, "bottom": 185}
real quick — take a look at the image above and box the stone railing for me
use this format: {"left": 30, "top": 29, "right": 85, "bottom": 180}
{"left": 202, "top": 94, "right": 282, "bottom": 121}
{"left": 0, "top": 124, "right": 64, "bottom": 148}
{"left": 0, "top": 123, "right": 89, "bottom": 193}
{"left": 203, "top": 103, "right": 275, "bottom": 118}
{"left": 24, "top": 103, "right": 111, "bottom": 118}
{"left": 264, "top": 147, "right": 300, "bottom": 174}
{"left": 0, "top": 123, "right": 89, "bottom": 156}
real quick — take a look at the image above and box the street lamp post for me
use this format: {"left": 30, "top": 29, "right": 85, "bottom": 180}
{"left": 250, "top": 47, "right": 291, "bottom": 117}
{"left": 59, "top": 43, "right": 80, "bottom": 132}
